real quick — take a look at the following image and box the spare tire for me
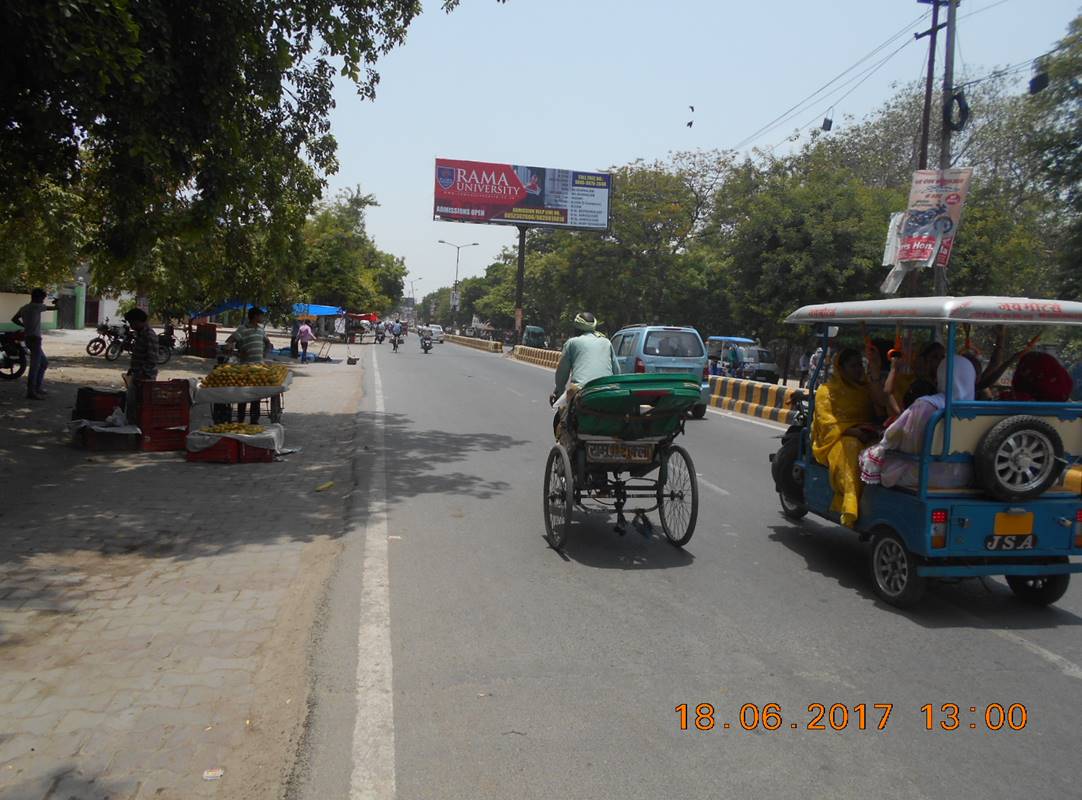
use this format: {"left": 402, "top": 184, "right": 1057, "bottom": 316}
{"left": 974, "top": 416, "right": 1064, "bottom": 501}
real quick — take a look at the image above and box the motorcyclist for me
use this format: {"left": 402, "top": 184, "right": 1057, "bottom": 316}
{"left": 375, "top": 320, "right": 386, "bottom": 342}
{"left": 550, "top": 312, "right": 620, "bottom": 439}
{"left": 419, "top": 326, "right": 433, "bottom": 350}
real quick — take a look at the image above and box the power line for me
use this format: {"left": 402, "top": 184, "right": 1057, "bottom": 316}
{"left": 731, "top": 9, "right": 931, "bottom": 151}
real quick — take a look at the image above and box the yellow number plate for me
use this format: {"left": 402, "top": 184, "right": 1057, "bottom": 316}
{"left": 993, "top": 512, "right": 1034, "bottom": 536}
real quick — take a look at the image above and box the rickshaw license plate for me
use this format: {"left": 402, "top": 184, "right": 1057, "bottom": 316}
{"left": 984, "top": 534, "right": 1037, "bottom": 551}
{"left": 586, "top": 442, "right": 654, "bottom": 463}
{"left": 993, "top": 512, "right": 1033, "bottom": 536}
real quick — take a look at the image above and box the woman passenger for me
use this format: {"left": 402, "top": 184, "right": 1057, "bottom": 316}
{"left": 1002, "top": 351, "right": 1074, "bottom": 402}
{"left": 812, "top": 348, "right": 879, "bottom": 528}
{"left": 862, "top": 355, "right": 977, "bottom": 490}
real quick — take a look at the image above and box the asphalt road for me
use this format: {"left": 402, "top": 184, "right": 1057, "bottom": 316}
{"left": 290, "top": 340, "right": 1082, "bottom": 800}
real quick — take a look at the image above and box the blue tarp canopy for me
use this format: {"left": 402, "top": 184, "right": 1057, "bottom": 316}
{"left": 191, "top": 300, "right": 343, "bottom": 318}
{"left": 292, "top": 303, "right": 343, "bottom": 317}
{"left": 706, "top": 336, "right": 755, "bottom": 344}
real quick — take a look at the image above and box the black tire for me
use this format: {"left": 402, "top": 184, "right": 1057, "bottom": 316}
{"left": 658, "top": 445, "right": 698, "bottom": 547}
{"left": 1006, "top": 569, "right": 1070, "bottom": 606}
{"left": 0, "top": 350, "right": 27, "bottom": 380}
{"left": 975, "top": 416, "right": 1064, "bottom": 501}
{"left": 779, "top": 492, "right": 808, "bottom": 521}
{"left": 771, "top": 435, "right": 805, "bottom": 506}
{"left": 543, "top": 444, "right": 574, "bottom": 550}
{"left": 690, "top": 404, "right": 707, "bottom": 420}
{"left": 869, "top": 528, "right": 925, "bottom": 608}
{"left": 105, "top": 340, "right": 124, "bottom": 361}
{"left": 86, "top": 337, "right": 107, "bottom": 356}
{"left": 156, "top": 345, "right": 171, "bottom": 366}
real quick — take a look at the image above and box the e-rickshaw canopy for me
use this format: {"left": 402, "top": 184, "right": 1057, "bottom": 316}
{"left": 785, "top": 297, "right": 1082, "bottom": 327}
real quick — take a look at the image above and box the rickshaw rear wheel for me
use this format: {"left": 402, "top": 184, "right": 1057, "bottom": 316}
{"left": 1006, "top": 570, "right": 1069, "bottom": 606}
{"left": 778, "top": 492, "right": 808, "bottom": 521}
{"left": 689, "top": 404, "right": 707, "bottom": 420}
{"left": 543, "top": 445, "right": 574, "bottom": 550}
{"left": 658, "top": 445, "right": 698, "bottom": 547}
{"left": 870, "top": 528, "right": 925, "bottom": 608}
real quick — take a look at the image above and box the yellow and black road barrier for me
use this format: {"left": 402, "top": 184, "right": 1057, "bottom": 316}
{"left": 447, "top": 334, "right": 503, "bottom": 353}
{"left": 511, "top": 345, "right": 561, "bottom": 369}
{"left": 706, "top": 376, "right": 801, "bottom": 425}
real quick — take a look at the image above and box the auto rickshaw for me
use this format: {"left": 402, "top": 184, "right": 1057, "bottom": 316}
{"left": 771, "top": 296, "right": 1082, "bottom": 608}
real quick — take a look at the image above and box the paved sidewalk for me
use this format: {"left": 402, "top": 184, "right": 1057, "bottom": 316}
{"left": 0, "top": 332, "right": 362, "bottom": 799}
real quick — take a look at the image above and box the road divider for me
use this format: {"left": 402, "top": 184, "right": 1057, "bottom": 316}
{"left": 512, "top": 344, "right": 561, "bottom": 369}
{"left": 707, "top": 376, "right": 800, "bottom": 425}
{"left": 447, "top": 334, "right": 502, "bottom": 353}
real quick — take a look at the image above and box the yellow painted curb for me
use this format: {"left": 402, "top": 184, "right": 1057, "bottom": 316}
{"left": 447, "top": 334, "right": 502, "bottom": 353}
{"left": 512, "top": 344, "right": 561, "bottom": 369}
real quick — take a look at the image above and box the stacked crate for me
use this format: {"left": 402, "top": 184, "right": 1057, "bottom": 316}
{"left": 139, "top": 379, "right": 190, "bottom": 451}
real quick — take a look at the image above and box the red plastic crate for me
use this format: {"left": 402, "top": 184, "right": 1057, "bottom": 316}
{"left": 184, "top": 437, "right": 274, "bottom": 463}
{"left": 186, "top": 437, "right": 239, "bottom": 462}
{"left": 77, "top": 427, "right": 141, "bottom": 451}
{"left": 141, "top": 379, "right": 189, "bottom": 407}
{"left": 72, "top": 388, "right": 126, "bottom": 422}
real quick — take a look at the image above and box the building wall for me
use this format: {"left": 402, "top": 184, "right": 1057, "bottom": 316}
{"left": 0, "top": 292, "right": 58, "bottom": 332}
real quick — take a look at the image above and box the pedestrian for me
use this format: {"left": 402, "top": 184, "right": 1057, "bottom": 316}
{"left": 123, "top": 308, "right": 159, "bottom": 423}
{"left": 226, "top": 306, "right": 272, "bottom": 424}
{"left": 11, "top": 288, "right": 58, "bottom": 399}
{"left": 798, "top": 351, "right": 811, "bottom": 388}
{"left": 290, "top": 317, "right": 301, "bottom": 359}
{"left": 298, "top": 319, "right": 315, "bottom": 362}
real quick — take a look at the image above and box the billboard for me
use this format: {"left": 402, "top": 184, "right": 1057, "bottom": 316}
{"left": 896, "top": 168, "right": 973, "bottom": 268}
{"left": 433, "top": 158, "right": 611, "bottom": 231}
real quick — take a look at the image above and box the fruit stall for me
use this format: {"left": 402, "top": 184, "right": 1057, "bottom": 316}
{"left": 188, "top": 363, "right": 293, "bottom": 462}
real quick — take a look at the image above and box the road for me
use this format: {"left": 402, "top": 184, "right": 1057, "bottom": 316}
{"left": 289, "top": 340, "right": 1082, "bottom": 800}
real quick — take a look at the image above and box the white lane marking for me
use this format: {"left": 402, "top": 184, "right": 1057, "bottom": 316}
{"left": 351, "top": 349, "right": 396, "bottom": 799}
{"left": 697, "top": 474, "right": 731, "bottom": 496}
{"left": 706, "top": 406, "right": 787, "bottom": 431}
{"left": 991, "top": 629, "right": 1082, "bottom": 681}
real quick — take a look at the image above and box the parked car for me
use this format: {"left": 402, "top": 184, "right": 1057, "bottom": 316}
{"left": 736, "top": 345, "right": 781, "bottom": 384}
{"left": 427, "top": 324, "right": 445, "bottom": 343}
{"left": 609, "top": 325, "right": 710, "bottom": 419}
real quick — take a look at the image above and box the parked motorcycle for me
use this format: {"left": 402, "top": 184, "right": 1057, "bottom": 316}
{"left": 105, "top": 323, "right": 171, "bottom": 365}
{"left": 86, "top": 319, "right": 122, "bottom": 356}
{"left": 0, "top": 330, "right": 29, "bottom": 380}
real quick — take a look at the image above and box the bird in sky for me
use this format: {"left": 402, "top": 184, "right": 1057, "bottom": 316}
{"left": 689, "top": 105, "right": 695, "bottom": 113}
{"left": 686, "top": 120, "right": 694, "bottom": 128}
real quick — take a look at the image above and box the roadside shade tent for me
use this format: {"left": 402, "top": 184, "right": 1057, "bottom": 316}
{"left": 346, "top": 312, "right": 381, "bottom": 322}
{"left": 292, "top": 303, "right": 344, "bottom": 318}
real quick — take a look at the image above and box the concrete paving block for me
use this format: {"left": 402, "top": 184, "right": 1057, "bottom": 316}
{"left": 55, "top": 709, "right": 108, "bottom": 734}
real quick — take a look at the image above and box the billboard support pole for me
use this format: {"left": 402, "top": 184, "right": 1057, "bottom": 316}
{"left": 515, "top": 225, "right": 527, "bottom": 341}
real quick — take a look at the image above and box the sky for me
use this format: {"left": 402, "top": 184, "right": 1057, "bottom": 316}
{"left": 324, "top": 0, "right": 1081, "bottom": 303}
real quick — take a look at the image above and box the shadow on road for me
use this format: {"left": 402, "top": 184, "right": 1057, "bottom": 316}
{"left": 768, "top": 522, "right": 1082, "bottom": 630}
{"left": 555, "top": 514, "right": 696, "bottom": 570}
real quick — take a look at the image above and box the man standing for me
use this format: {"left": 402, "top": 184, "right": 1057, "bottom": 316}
{"left": 11, "top": 288, "right": 58, "bottom": 400}
{"left": 124, "top": 308, "right": 159, "bottom": 423}
{"left": 798, "top": 351, "right": 811, "bottom": 389}
{"left": 226, "top": 306, "right": 272, "bottom": 424}
{"left": 550, "top": 312, "right": 620, "bottom": 440}
{"left": 290, "top": 317, "right": 301, "bottom": 359}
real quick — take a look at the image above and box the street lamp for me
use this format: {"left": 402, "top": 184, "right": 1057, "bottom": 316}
{"left": 408, "top": 278, "right": 423, "bottom": 318}
{"left": 437, "top": 240, "right": 479, "bottom": 333}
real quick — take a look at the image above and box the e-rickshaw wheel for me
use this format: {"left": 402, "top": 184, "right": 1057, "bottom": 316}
{"left": 543, "top": 444, "right": 574, "bottom": 550}
{"left": 657, "top": 445, "right": 698, "bottom": 547}
{"left": 869, "top": 527, "right": 925, "bottom": 608}
{"left": 778, "top": 492, "right": 808, "bottom": 521}
{"left": 1006, "top": 564, "right": 1070, "bottom": 606}
{"left": 975, "top": 416, "right": 1064, "bottom": 501}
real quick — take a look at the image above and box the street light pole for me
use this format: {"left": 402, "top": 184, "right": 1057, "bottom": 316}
{"left": 437, "top": 240, "right": 479, "bottom": 333}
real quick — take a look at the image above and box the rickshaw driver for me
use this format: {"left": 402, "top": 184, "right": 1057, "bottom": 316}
{"left": 549, "top": 312, "right": 621, "bottom": 439}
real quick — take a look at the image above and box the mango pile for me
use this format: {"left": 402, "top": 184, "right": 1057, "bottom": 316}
{"left": 203, "top": 363, "right": 288, "bottom": 388}
{"left": 201, "top": 423, "right": 265, "bottom": 435}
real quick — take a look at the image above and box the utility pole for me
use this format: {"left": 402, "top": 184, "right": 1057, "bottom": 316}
{"left": 915, "top": 0, "right": 945, "bottom": 170}
{"left": 514, "top": 226, "right": 527, "bottom": 341}
{"left": 935, "top": 0, "right": 959, "bottom": 296}
{"left": 437, "top": 239, "right": 478, "bottom": 333}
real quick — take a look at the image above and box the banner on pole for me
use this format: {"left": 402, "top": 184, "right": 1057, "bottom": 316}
{"left": 897, "top": 168, "right": 973, "bottom": 268}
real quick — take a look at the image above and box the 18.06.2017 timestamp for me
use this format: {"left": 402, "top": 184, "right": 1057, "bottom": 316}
{"left": 675, "top": 703, "right": 1029, "bottom": 733}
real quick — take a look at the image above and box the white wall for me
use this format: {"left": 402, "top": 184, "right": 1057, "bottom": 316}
{"left": 0, "top": 292, "right": 58, "bottom": 331}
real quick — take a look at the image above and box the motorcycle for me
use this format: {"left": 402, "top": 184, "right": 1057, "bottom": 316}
{"left": 105, "top": 323, "right": 172, "bottom": 365}
{"left": 375, "top": 330, "right": 385, "bottom": 344}
{"left": 0, "top": 330, "right": 28, "bottom": 380}
{"left": 86, "top": 319, "right": 123, "bottom": 356}
{"left": 421, "top": 335, "right": 433, "bottom": 354}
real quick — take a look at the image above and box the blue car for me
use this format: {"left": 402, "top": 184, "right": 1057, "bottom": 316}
{"left": 772, "top": 296, "right": 1082, "bottom": 609}
{"left": 609, "top": 325, "right": 710, "bottom": 419}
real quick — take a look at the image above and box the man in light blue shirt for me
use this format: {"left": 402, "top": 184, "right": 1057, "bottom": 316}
{"left": 550, "top": 313, "right": 619, "bottom": 443}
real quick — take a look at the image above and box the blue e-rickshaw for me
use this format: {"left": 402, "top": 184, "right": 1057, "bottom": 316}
{"left": 771, "top": 296, "right": 1082, "bottom": 608}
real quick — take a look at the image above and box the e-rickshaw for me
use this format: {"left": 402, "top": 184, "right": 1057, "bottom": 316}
{"left": 771, "top": 296, "right": 1082, "bottom": 608}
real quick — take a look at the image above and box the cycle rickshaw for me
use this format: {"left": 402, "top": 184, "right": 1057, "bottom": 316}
{"left": 544, "top": 374, "right": 701, "bottom": 550}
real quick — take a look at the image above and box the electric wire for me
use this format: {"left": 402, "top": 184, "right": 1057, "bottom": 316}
{"left": 731, "top": 9, "right": 932, "bottom": 151}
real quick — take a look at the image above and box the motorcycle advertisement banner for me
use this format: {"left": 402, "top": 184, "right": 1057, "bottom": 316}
{"left": 433, "top": 158, "right": 611, "bottom": 231}
{"left": 896, "top": 168, "right": 973, "bottom": 268}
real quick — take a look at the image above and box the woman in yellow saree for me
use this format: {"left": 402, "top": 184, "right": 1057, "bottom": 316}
{"left": 812, "top": 348, "right": 879, "bottom": 528}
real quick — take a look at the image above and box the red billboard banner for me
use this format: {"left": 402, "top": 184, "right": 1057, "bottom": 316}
{"left": 897, "top": 168, "right": 973, "bottom": 268}
{"left": 433, "top": 158, "right": 611, "bottom": 231}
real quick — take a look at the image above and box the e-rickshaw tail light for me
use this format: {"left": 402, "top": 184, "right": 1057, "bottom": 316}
{"left": 634, "top": 357, "right": 646, "bottom": 374}
{"left": 931, "top": 509, "right": 949, "bottom": 549}
{"left": 1074, "top": 509, "right": 1082, "bottom": 548}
